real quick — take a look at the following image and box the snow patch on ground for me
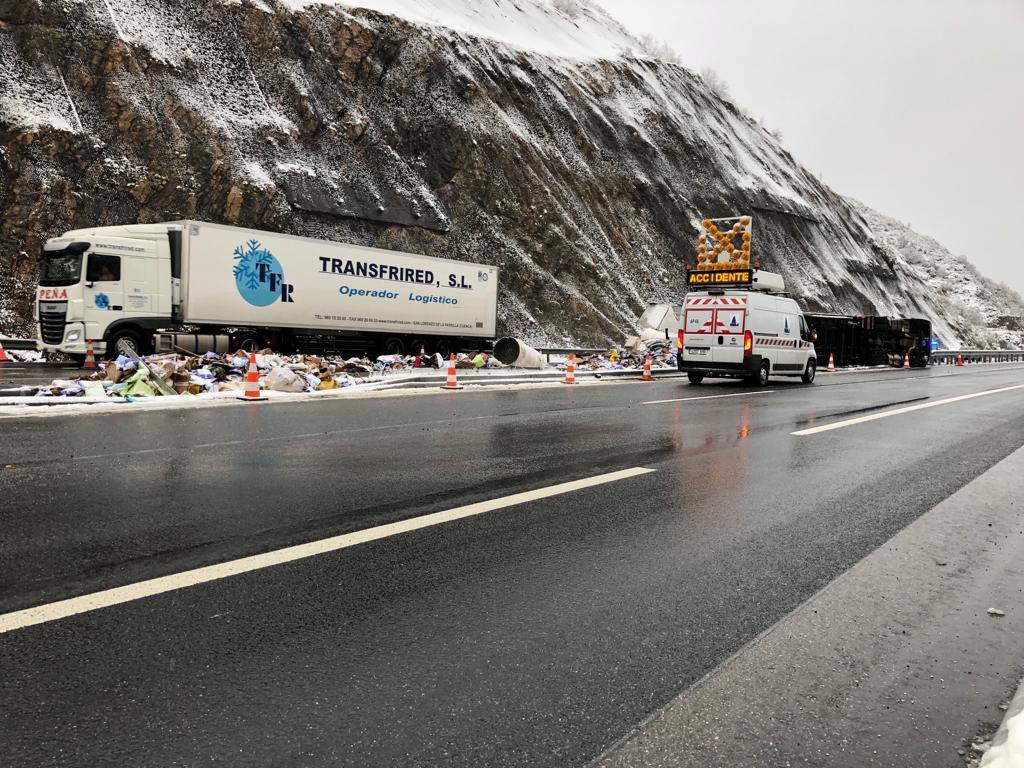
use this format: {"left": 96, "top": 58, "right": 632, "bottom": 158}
{"left": 980, "top": 679, "right": 1024, "bottom": 768}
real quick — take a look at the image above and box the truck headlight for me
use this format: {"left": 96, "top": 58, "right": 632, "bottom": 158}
{"left": 66, "top": 329, "right": 82, "bottom": 342}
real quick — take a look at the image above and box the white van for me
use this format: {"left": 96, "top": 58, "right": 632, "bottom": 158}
{"left": 678, "top": 280, "right": 817, "bottom": 386}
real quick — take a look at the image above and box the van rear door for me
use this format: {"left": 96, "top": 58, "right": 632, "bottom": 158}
{"left": 682, "top": 296, "right": 714, "bottom": 362}
{"left": 711, "top": 295, "right": 746, "bottom": 365}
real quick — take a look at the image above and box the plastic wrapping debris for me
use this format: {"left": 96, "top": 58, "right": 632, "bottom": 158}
{"left": 265, "top": 365, "right": 305, "bottom": 392}
{"left": 302, "top": 372, "right": 322, "bottom": 391}
{"left": 81, "top": 380, "right": 107, "bottom": 397}
{"left": 122, "top": 367, "right": 157, "bottom": 397}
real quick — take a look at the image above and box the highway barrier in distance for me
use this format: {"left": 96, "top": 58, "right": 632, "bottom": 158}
{"left": 931, "top": 350, "right": 1024, "bottom": 365}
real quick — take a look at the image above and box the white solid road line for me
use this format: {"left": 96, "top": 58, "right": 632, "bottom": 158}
{"left": 0, "top": 467, "right": 656, "bottom": 635}
{"left": 792, "top": 383, "right": 1024, "bottom": 436}
{"left": 643, "top": 390, "right": 775, "bottom": 406}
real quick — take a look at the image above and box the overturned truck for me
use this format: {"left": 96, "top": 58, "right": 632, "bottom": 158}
{"left": 807, "top": 314, "right": 932, "bottom": 368}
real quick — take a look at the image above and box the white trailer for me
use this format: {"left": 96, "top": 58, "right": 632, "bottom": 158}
{"left": 35, "top": 221, "right": 498, "bottom": 359}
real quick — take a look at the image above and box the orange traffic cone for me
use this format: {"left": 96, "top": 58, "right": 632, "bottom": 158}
{"left": 563, "top": 354, "right": 577, "bottom": 385}
{"left": 0, "top": 338, "right": 9, "bottom": 362}
{"left": 903, "top": 352, "right": 910, "bottom": 369}
{"left": 441, "top": 353, "right": 463, "bottom": 390}
{"left": 827, "top": 353, "right": 836, "bottom": 373}
{"left": 237, "top": 352, "right": 267, "bottom": 401}
{"left": 641, "top": 353, "right": 653, "bottom": 381}
{"left": 956, "top": 354, "right": 964, "bottom": 366}
{"left": 83, "top": 339, "right": 97, "bottom": 369}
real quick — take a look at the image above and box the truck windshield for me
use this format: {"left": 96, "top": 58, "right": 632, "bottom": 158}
{"left": 39, "top": 253, "right": 83, "bottom": 286}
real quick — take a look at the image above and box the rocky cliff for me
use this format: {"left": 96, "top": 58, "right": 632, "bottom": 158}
{"left": 0, "top": 0, "right": 1015, "bottom": 347}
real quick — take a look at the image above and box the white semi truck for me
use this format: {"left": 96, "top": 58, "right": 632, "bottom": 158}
{"left": 35, "top": 221, "right": 499, "bottom": 360}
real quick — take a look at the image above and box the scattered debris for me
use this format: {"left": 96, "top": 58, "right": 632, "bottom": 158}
{"left": 553, "top": 338, "right": 677, "bottom": 373}
{"left": 19, "top": 348, "right": 510, "bottom": 400}
{"left": 987, "top": 608, "right": 1006, "bottom": 617}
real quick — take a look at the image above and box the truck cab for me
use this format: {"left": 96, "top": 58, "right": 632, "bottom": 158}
{"left": 678, "top": 271, "right": 817, "bottom": 386}
{"left": 36, "top": 225, "right": 175, "bottom": 358}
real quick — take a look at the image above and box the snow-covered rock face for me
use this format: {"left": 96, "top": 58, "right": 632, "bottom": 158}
{"left": 285, "top": 0, "right": 640, "bottom": 59}
{"left": 0, "top": 0, "right": 1015, "bottom": 347}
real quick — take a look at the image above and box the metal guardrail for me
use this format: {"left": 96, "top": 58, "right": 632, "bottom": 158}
{"left": 0, "top": 337, "right": 38, "bottom": 352}
{"left": 930, "top": 350, "right": 1024, "bottom": 364}
{"left": 533, "top": 347, "right": 609, "bottom": 364}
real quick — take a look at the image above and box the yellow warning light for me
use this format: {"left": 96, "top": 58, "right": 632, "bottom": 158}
{"left": 726, "top": 243, "right": 735, "bottom": 253}
{"left": 742, "top": 232, "right": 750, "bottom": 241}
{"left": 740, "top": 216, "right": 751, "bottom": 225}
{"left": 702, "top": 218, "right": 712, "bottom": 229}
{"left": 732, "top": 223, "right": 743, "bottom": 232}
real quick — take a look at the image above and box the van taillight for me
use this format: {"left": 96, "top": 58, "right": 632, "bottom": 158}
{"left": 744, "top": 330, "right": 753, "bottom": 355}
{"left": 677, "top": 329, "right": 684, "bottom": 349}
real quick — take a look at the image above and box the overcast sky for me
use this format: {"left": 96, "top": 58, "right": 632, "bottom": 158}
{"left": 595, "top": 0, "right": 1024, "bottom": 293}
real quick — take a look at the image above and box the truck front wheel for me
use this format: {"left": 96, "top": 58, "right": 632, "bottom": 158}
{"left": 687, "top": 372, "right": 704, "bottom": 385}
{"left": 106, "top": 328, "right": 144, "bottom": 359}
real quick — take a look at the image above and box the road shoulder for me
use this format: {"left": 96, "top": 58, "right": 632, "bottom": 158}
{"left": 594, "top": 442, "right": 1024, "bottom": 768}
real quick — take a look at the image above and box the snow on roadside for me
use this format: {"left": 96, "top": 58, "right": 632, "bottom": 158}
{"left": 980, "top": 679, "right": 1024, "bottom": 768}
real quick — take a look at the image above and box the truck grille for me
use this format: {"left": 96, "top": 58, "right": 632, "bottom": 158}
{"left": 39, "top": 305, "right": 68, "bottom": 345}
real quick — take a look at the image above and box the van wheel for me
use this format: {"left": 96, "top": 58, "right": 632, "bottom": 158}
{"left": 801, "top": 358, "right": 816, "bottom": 384}
{"left": 687, "top": 372, "right": 704, "bottom": 385}
{"left": 753, "top": 361, "right": 770, "bottom": 387}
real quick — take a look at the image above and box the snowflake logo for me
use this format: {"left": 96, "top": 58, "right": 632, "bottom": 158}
{"left": 232, "top": 240, "right": 287, "bottom": 307}
{"left": 233, "top": 240, "right": 274, "bottom": 289}
{"left": 95, "top": 292, "right": 110, "bottom": 310}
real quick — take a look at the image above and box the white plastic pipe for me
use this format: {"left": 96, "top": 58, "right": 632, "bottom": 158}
{"left": 493, "top": 338, "right": 546, "bottom": 369}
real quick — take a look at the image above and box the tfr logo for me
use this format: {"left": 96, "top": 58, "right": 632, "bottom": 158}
{"left": 232, "top": 240, "right": 295, "bottom": 307}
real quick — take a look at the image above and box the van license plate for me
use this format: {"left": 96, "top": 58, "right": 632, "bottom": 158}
{"left": 687, "top": 347, "right": 709, "bottom": 356}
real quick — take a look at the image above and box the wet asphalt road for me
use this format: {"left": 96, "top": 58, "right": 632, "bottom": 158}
{"left": 2, "top": 363, "right": 1024, "bottom": 767}
{"left": 0, "top": 362, "right": 77, "bottom": 390}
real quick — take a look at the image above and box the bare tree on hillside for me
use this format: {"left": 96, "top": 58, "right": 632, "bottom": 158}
{"left": 638, "top": 34, "right": 682, "bottom": 64}
{"left": 700, "top": 67, "right": 731, "bottom": 99}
